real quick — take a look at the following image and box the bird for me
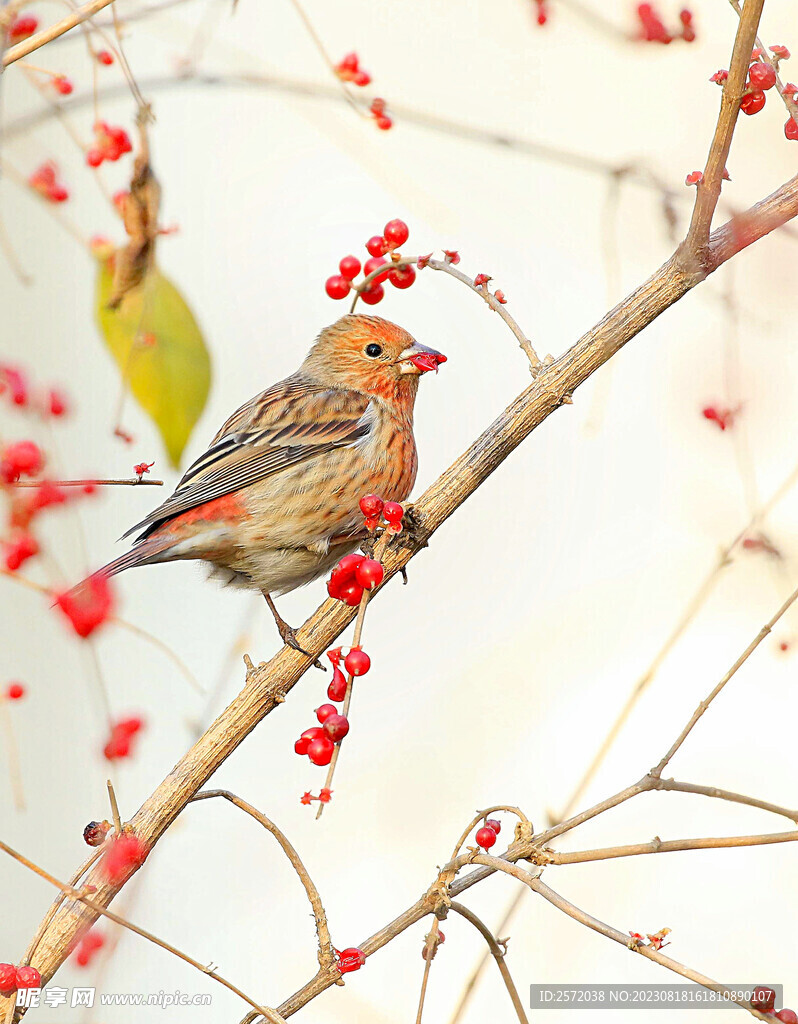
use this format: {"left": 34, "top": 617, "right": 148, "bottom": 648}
{"left": 97, "top": 314, "right": 446, "bottom": 652}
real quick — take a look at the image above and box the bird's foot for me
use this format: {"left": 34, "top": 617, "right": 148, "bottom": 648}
{"left": 399, "top": 505, "right": 428, "bottom": 548}
{"left": 276, "top": 622, "right": 324, "bottom": 670}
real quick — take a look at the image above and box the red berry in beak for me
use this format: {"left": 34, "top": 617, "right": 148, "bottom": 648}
{"left": 409, "top": 350, "right": 447, "bottom": 373}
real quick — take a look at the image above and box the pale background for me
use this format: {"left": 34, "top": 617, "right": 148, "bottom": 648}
{"left": 1, "top": 0, "right": 798, "bottom": 1021}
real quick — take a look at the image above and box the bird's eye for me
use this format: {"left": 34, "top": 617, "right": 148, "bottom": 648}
{"left": 365, "top": 343, "right": 382, "bottom": 358}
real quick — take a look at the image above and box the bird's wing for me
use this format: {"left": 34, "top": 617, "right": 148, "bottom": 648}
{"left": 124, "top": 376, "right": 371, "bottom": 539}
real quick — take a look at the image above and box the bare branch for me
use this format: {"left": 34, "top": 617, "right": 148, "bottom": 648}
{"left": 190, "top": 791, "right": 336, "bottom": 971}
{"left": 448, "top": 902, "right": 528, "bottom": 1024}
{"left": 544, "top": 829, "right": 798, "bottom": 864}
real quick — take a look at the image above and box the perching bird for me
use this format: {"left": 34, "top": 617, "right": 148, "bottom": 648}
{"left": 99, "top": 314, "right": 446, "bottom": 651}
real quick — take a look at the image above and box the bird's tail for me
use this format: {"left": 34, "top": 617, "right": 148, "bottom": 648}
{"left": 96, "top": 536, "right": 176, "bottom": 579}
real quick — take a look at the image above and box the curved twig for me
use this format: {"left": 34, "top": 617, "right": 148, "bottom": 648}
{"left": 448, "top": 902, "right": 528, "bottom": 1024}
{"left": 190, "top": 790, "right": 336, "bottom": 971}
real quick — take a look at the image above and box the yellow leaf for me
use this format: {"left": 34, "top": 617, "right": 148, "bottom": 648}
{"left": 95, "top": 261, "right": 211, "bottom": 468}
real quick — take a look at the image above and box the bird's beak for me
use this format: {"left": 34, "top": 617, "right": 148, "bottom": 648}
{"left": 397, "top": 342, "right": 448, "bottom": 375}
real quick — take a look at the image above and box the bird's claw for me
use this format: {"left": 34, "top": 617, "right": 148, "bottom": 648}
{"left": 278, "top": 625, "right": 324, "bottom": 670}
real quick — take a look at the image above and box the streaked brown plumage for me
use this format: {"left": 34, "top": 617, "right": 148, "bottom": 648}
{"left": 99, "top": 314, "right": 445, "bottom": 648}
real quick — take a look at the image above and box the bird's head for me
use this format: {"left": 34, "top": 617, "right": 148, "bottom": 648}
{"left": 301, "top": 315, "right": 446, "bottom": 404}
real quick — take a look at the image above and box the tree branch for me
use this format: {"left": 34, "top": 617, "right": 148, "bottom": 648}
{"left": 2, "top": 0, "right": 119, "bottom": 68}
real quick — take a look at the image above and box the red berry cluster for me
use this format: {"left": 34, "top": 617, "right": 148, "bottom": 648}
{"left": 28, "top": 161, "right": 69, "bottom": 203}
{"left": 327, "top": 553, "right": 385, "bottom": 606}
{"left": 325, "top": 219, "right": 413, "bottom": 305}
{"left": 86, "top": 121, "right": 132, "bottom": 167}
{"left": 0, "top": 964, "right": 41, "bottom": 996}
{"left": 294, "top": 646, "right": 369, "bottom": 770}
{"left": 102, "top": 832, "right": 148, "bottom": 883}
{"left": 702, "top": 404, "right": 738, "bottom": 431}
{"left": 336, "top": 947, "right": 366, "bottom": 973}
{"left": 474, "top": 817, "right": 502, "bottom": 850}
{"left": 713, "top": 47, "right": 798, "bottom": 138}
{"left": 335, "top": 52, "right": 371, "bottom": 87}
{"left": 7, "top": 14, "right": 38, "bottom": 42}
{"left": 55, "top": 572, "right": 115, "bottom": 638}
{"left": 636, "top": 5, "right": 695, "bottom": 44}
{"left": 369, "top": 96, "right": 392, "bottom": 130}
{"left": 74, "top": 929, "right": 104, "bottom": 967}
{"left": 103, "top": 715, "right": 144, "bottom": 760}
{"left": 5, "top": 682, "right": 25, "bottom": 700}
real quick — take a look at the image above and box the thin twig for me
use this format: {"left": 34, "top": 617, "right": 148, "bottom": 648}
{"left": 106, "top": 779, "right": 122, "bottom": 834}
{"left": 651, "top": 581, "right": 798, "bottom": 777}
{"left": 190, "top": 790, "right": 336, "bottom": 971}
{"left": 543, "top": 829, "right": 798, "bottom": 864}
{"left": 10, "top": 477, "right": 164, "bottom": 487}
{"left": 414, "top": 918, "right": 440, "bottom": 1024}
{"left": 448, "top": 902, "right": 528, "bottom": 1024}
{"left": 2, "top": 0, "right": 119, "bottom": 66}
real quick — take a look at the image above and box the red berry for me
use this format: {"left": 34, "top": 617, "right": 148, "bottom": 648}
{"left": 294, "top": 736, "right": 310, "bottom": 755}
{"left": 15, "top": 966, "right": 41, "bottom": 989}
{"left": 344, "top": 647, "right": 371, "bottom": 676}
{"left": 363, "top": 256, "right": 390, "bottom": 284}
{"left": 307, "top": 734, "right": 334, "bottom": 766}
{"left": 335, "top": 553, "right": 365, "bottom": 577}
{"left": 340, "top": 580, "right": 365, "bottom": 605}
{"left": 55, "top": 573, "right": 114, "bottom": 638}
{"left": 751, "top": 988, "right": 776, "bottom": 1013}
{"left": 315, "top": 703, "right": 337, "bottom": 724}
{"left": 6, "top": 682, "right": 25, "bottom": 700}
{"left": 339, "top": 52, "right": 359, "bottom": 72}
{"left": 339, "top": 255, "right": 361, "bottom": 281}
{"left": 0, "top": 964, "right": 16, "bottom": 995}
{"left": 355, "top": 558, "right": 384, "bottom": 590}
{"left": 337, "top": 947, "right": 366, "bottom": 973}
{"left": 360, "top": 284, "right": 384, "bottom": 306}
{"left": 327, "top": 667, "right": 348, "bottom": 701}
{"left": 383, "top": 218, "right": 409, "bottom": 249}
{"left": 749, "top": 62, "right": 776, "bottom": 90}
{"left": 53, "top": 75, "right": 73, "bottom": 95}
{"left": 300, "top": 726, "right": 324, "bottom": 743}
{"left": 1, "top": 440, "right": 43, "bottom": 482}
{"left": 740, "top": 89, "right": 766, "bottom": 115}
{"left": 323, "top": 713, "right": 350, "bottom": 742}
{"left": 771, "top": 45, "right": 791, "bottom": 60}
{"left": 102, "top": 833, "right": 148, "bottom": 883}
{"left": 366, "top": 235, "right": 388, "bottom": 257}
{"left": 364, "top": 515, "right": 380, "bottom": 531}
{"left": 353, "top": 70, "right": 371, "bottom": 86}
{"left": 96, "top": 49, "right": 114, "bottom": 65}
{"left": 785, "top": 117, "right": 798, "bottom": 140}
{"left": 325, "top": 274, "right": 350, "bottom": 300}
{"left": 359, "top": 494, "right": 383, "bottom": 517}
{"left": 86, "top": 148, "right": 103, "bottom": 167}
{"left": 388, "top": 266, "right": 416, "bottom": 290}
{"left": 475, "top": 827, "right": 497, "bottom": 850}
{"left": 8, "top": 15, "right": 38, "bottom": 41}
{"left": 776, "top": 1012, "right": 798, "bottom": 1024}
{"left": 5, "top": 534, "right": 39, "bottom": 571}
{"left": 375, "top": 115, "right": 393, "bottom": 130}
{"left": 485, "top": 818, "right": 501, "bottom": 835}
{"left": 382, "top": 501, "right": 404, "bottom": 523}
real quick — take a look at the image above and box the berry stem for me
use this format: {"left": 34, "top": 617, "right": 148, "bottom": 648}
{"left": 315, "top": 583, "right": 372, "bottom": 820}
{"left": 352, "top": 255, "right": 544, "bottom": 375}
{"left": 106, "top": 779, "right": 123, "bottom": 835}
